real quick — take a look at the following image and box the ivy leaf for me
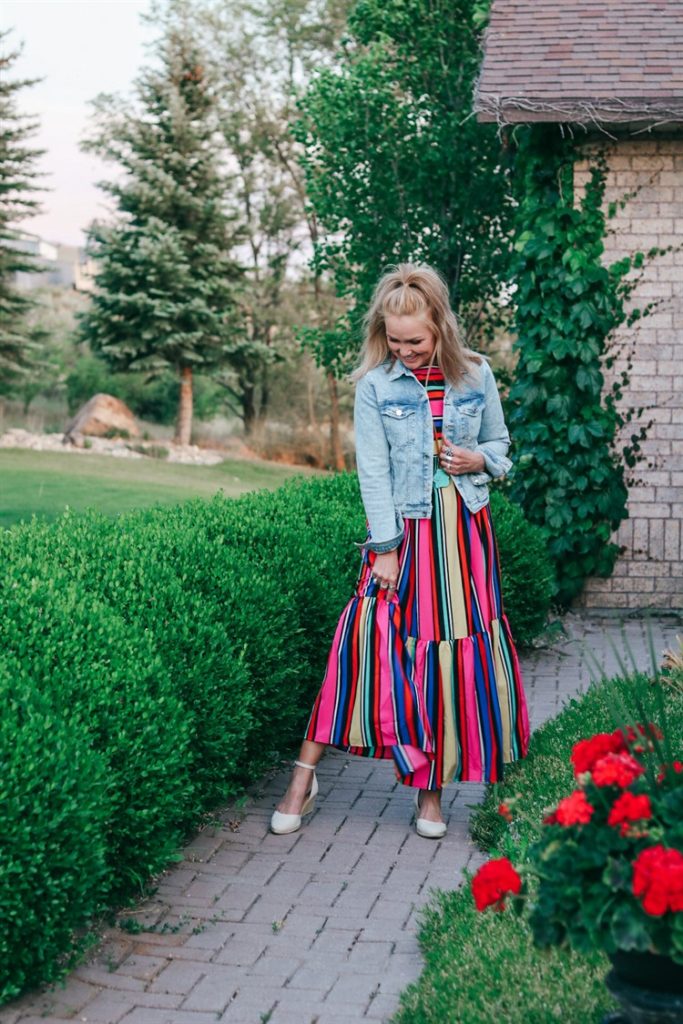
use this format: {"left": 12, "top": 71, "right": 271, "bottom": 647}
{"left": 567, "top": 424, "right": 589, "bottom": 447}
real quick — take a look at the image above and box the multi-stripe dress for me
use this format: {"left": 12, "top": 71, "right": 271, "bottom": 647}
{"left": 305, "top": 365, "right": 529, "bottom": 790}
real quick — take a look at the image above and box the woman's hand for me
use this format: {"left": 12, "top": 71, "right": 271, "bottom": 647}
{"left": 439, "top": 443, "right": 485, "bottom": 476}
{"left": 370, "top": 550, "right": 399, "bottom": 595}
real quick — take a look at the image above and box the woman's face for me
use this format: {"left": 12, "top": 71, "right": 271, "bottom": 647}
{"left": 385, "top": 314, "right": 436, "bottom": 369}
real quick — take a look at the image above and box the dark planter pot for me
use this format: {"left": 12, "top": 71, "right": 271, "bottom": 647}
{"left": 602, "top": 952, "right": 683, "bottom": 1024}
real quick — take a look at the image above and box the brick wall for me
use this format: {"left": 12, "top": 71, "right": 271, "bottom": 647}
{"left": 574, "top": 137, "right": 682, "bottom": 610}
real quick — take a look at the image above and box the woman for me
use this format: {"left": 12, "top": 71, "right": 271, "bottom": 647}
{"left": 271, "top": 263, "right": 529, "bottom": 839}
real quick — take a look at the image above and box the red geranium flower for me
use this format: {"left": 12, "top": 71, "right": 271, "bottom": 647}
{"left": 571, "top": 732, "right": 626, "bottom": 776}
{"left": 619, "top": 722, "right": 664, "bottom": 754}
{"left": 632, "top": 845, "right": 683, "bottom": 916}
{"left": 607, "top": 792, "right": 653, "bottom": 836}
{"left": 554, "top": 790, "right": 595, "bottom": 826}
{"left": 591, "top": 752, "right": 645, "bottom": 788}
{"left": 471, "top": 857, "right": 522, "bottom": 912}
{"left": 657, "top": 761, "right": 683, "bottom": 783}
{"left": 498, "top": 803, "right": 513, "bottom": 823}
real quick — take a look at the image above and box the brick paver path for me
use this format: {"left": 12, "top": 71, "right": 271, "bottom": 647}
{"left": 1, "top": 614, "right": 679, "bottom": 1024}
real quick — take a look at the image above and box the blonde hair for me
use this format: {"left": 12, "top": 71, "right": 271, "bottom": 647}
{"left": 351, "top": 262, "right": 480, "bottom": 384}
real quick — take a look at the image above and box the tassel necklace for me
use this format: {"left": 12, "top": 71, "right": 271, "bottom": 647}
{"left": 420, "top": 360, "right": 451, "bottom": 489}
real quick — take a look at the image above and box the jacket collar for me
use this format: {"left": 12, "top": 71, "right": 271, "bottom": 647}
{"left": 387, "top": 358, "right": 414, "bottom": 381}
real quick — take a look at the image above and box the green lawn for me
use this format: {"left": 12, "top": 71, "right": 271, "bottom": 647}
{"left": 0, "top": 448, "right": 312, "bottom": 527}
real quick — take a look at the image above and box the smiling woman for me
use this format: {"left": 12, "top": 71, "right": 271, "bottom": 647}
{"left": 272, "top": 262, "right": 530, "bottom": 841}
{"left": 386, "top": 313, "right": 436, "bottom": 368}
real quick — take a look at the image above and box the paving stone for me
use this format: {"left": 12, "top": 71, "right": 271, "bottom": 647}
{"left": 148, "top": 961, "right": 207, "bottom": 995}
{"left": 214, "top": 983, "right": 282, "bottom": 1017}
{"left": 180, "top": 965, "right": 245, "bottom": 1013}
{"left": 87, "top": 991, "right": 182, "bottom": 1018}
{"left": 241, "top": 896, "right": 297, "bottom": 925}
{"left": 118, "top": 1010, "right": 221, "bottom": 1024}
{"left": 72, "top": 967, "right": 148, "bottom": 992}
{"left": 19, "top": 977, "right": 98, "bottom": 1018}
{"left": 285, "top": 961, "right": 340, "bottom": 994}
{"left": 69, "top": 990, "right": 138, "bottom": 1023}
{"left": 365, "top": 991, "right": 402, "bottom": 1019}
{"left": 266, "top": 1010, "right": 323, "bottom": 1024}
{"left": 347, "top": 940, "right": 394, "bottom": 966}
{"left": 308, "top": 927, "right": 359, "bottom": 955}
{"left": 117, "top": 954, "right": 168, "bottom": 982}
{"left": 246, "top": 954, "right": 303, "bottom": 985}
{"left": 135, "top": 946, "right": 214, "bottom": 964}
{"left": 274, "top": 910, "right": 328, "bottom": 941}
{"left": 212, "top": 937, "right": 270, "bottom": 968}
{"left": 324, "top": 972, "right": 379, "bottom": 1006}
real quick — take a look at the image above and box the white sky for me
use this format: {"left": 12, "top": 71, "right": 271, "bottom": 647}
{"left": 4, "top": 0, "right": 156, "bottom": 247}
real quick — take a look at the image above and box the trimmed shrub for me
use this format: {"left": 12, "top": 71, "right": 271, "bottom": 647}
{"left": 0, "top": 568, "right": 194, "bottom": 901}
{"left": 0, "top": 678, "right": 109, "bottom": 1003}
{"left": 489, "top": 490, "right": 555, "bottom": 647}
{"left": 0, "top": 472, "right": 551, "bottom": 1002}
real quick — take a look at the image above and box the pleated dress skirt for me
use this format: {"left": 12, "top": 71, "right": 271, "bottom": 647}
{"left": 305, "top": 472, "right": 531, "bottom": 791}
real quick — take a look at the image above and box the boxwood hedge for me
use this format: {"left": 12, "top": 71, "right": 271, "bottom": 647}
{"left": 0, "top": 473, "right": 552, "bottom": 1002}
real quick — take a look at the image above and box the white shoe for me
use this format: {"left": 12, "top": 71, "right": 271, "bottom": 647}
{"left": 270, "top": 760, "right": 319, "bottom": 835}
{"left": 414, "top": 791, "right": 447, "bottom": 839}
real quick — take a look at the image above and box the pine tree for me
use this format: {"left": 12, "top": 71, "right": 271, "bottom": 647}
{"left": 80, "top": 27, "right": 243, "bottom": 444}
{"left": 0, "top": 31, "right": 46, "bottom": 395}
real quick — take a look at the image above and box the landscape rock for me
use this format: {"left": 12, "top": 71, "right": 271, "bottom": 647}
{"left": 0, "top": 427, "right": 226, "bottom": 465}
{"left": 64, "top": 393, "right": 140, "bottom": 440}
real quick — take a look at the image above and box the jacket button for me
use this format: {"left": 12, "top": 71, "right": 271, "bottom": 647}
{"left": 395, "top": 408, "right": 403, "bottom": 416}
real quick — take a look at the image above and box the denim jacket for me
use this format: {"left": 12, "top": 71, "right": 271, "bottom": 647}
{"left": 354, "top": 357, "right": 512, "bottom": 552}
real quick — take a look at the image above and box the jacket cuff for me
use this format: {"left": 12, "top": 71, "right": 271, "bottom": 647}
{"left": 354, "top": 530, "right": 404, "bottom": 554}
{"left": 476, "top": 446, "right": 513, "bottom": 479}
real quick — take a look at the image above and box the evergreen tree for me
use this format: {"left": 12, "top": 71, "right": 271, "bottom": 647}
{"left": 0, "top": 30, "right": 46, "bottom": 395}
{"left": 80, "top": 26, "right": 243, "bottom": 444}
{"left": 294, "top": 0, "right": 514, "bottom": 369}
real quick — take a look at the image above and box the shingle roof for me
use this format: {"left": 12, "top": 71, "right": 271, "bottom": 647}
{"left": 475, "top": 0, "right": 683, "bottom": 127}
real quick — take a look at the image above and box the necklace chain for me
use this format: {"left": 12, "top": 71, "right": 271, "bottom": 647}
{"left": 419, "top": 362, "right": 440, "bottom": 446}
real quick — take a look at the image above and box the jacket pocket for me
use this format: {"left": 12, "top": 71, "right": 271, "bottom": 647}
{"left": 380, "top": 401, "right": 418, "bottom": 450}
{"left": 449, "top": 396, "right": 484, "bottom": 443}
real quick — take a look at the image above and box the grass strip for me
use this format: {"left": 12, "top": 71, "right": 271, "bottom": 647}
{"left": 0, "top": 448, "right": 307, "bottom": 527}
{"left": 394, "top": 889, "right": 612, "bottom": 1024}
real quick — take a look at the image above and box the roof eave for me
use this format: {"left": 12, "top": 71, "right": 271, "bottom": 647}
{"left": 475, "top": 93, "right": 683, "bottom": 130}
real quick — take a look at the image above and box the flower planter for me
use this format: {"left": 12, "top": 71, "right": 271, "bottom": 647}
{"left": 603, "top": 952, "right": 683, "bottom": 1024}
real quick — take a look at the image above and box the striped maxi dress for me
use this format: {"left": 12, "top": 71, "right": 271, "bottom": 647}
{"left": 305, "top": 365, "right": 530, "bottom": 790}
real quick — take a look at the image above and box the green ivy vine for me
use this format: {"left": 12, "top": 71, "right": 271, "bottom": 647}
{"left": 507, "top": 125, "right": 659, "bottom": 607}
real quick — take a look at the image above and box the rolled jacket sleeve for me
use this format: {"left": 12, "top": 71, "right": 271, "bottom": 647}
{"left": 354, "top": 375, "right": 404, "bottom": 552}
{"left": 474, "top": 362, "right": 513, "bottom": 478}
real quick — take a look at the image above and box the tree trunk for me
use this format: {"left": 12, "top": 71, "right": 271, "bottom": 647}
{"left": 307, "top": 369, "right": 318, "bottom": 429}
{"left": 259, "top": 362, "right": 270, "bottom": 427}
{"left": 242, "top": 379, "right": 258, "bottom": 437}
{"left": 176, "top": 365, "right": 193, "bottom": 445}
{"left": 326, "top": 371, "right": 345, "bottom": 471}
